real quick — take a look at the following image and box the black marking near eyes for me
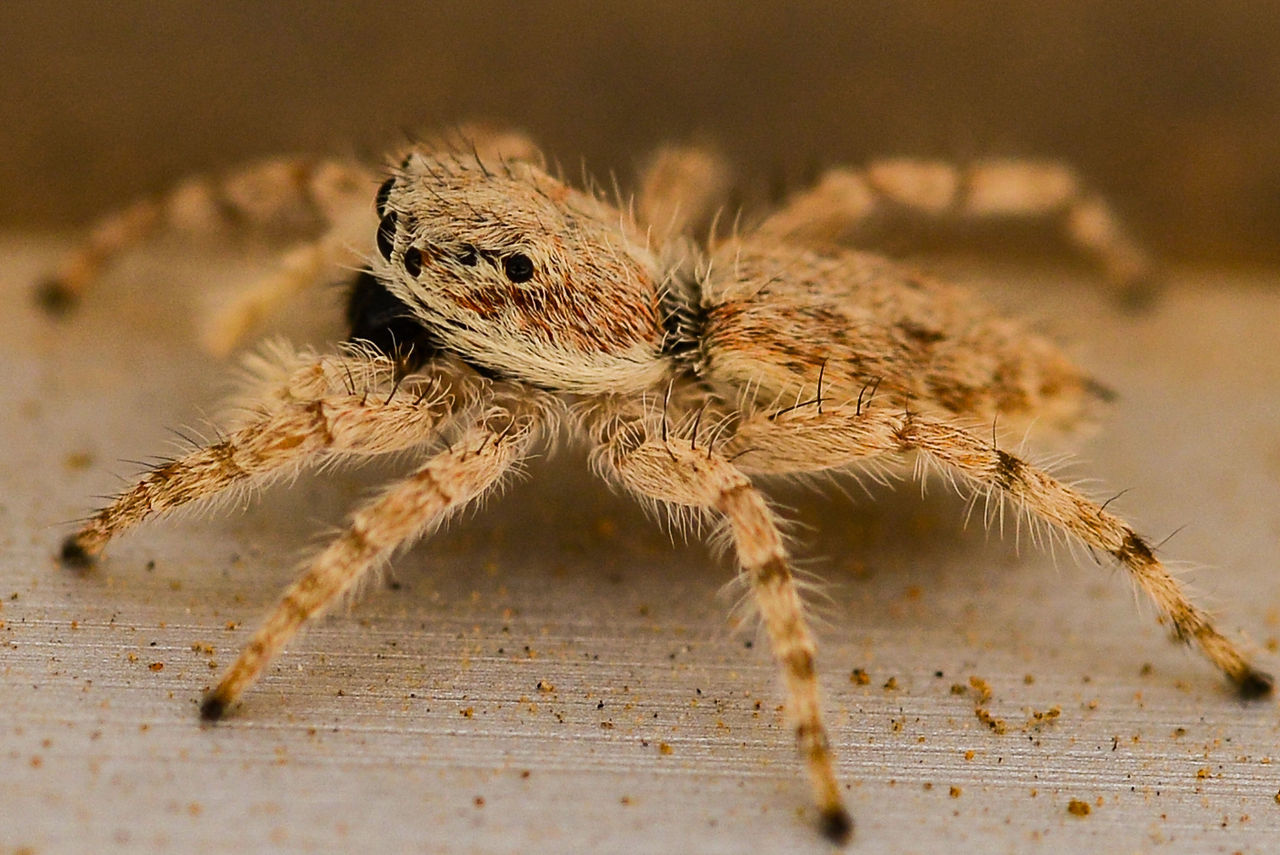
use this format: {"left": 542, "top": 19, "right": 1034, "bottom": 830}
{"left": 458, "top": 244, "right": 478, "bottom": 266}
{"left": 376, "top": 212, "right": 397, "bottom": 261}
{"left": 345, "top": 269, "right": 512, "bottom": 382}
{"left": 402, "top": 247, "right": 422, "bottom": 277}
{"left": 503, "top": 253, "right": 534, "bottom": 283}
{"left": 345, "top": 269, "right": 437, "bottom": 372}
{"left": 375, "top": 177, "right": 395, "bottom": 217}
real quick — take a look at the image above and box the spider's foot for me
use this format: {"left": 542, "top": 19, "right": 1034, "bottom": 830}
{"left": 1236, "top": 667, "right": 1274, "bottom": 701}
{"left": 59, "top": 534, "right": 96, "bottom": 568}
{"left": 35, "top": 278, "right": 78, "bottom": 316}
{"left": 199, "top": 691, "right": 230, "bottom": 722}
{"left": 1111, "top": 261, "right": 1167, "bottom": 315}
{"left": 818, "top": 805, "right": 853, "bottom": 846}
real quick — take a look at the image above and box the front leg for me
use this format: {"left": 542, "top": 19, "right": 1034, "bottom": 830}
{"left": 590, "top": 415, "right": 853, "bottom": 844}
{"left": 36, "top": 157, "right": 375, "bottom": 314}
{"left": 60, "top": 347, "right": 469, "bottom": 564}
{"left": 202, "top": 409, "right": 539, "bottom": 720}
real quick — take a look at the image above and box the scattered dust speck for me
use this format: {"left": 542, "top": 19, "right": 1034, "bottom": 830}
{"left": 1067, "top": 799, "right": 1091, "bottom": 817}
{"left": 64, "top": 451, "right": 93, "bottom": 471}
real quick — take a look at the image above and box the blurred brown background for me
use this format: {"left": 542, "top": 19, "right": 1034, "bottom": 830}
{"left": 3, "top": 1, "right": 1279, "bottom": 265}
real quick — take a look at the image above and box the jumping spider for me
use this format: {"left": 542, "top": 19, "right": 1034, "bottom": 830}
{"left": 46, "top": 127, "right": 1272, "bottom": 845}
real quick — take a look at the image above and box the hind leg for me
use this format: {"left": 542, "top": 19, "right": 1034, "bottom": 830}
{"left": 758, "top": 158, "right": 1157, "bottom": 304}
{"left": 727, "top": 402, "right": 1272, "bottom": 696}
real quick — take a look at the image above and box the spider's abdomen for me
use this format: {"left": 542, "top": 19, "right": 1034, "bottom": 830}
{"left": 700, "top": 240, "right": 1099, "bottom": 429}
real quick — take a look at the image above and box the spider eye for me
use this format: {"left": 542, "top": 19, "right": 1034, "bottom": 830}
{"left": 375, "top": 177, "right": 395, "bottom": 217}
{"left": 458, "top": 245, "right": 478, "bottom": 266}
{"left": 376, "top": 212, "right": 397, "bottom": 261}
{"left": 402, "top": 247, "right": 422, "bottom": 277}
{"left": 503, "top": 253, "right": 534, "bottom": 283}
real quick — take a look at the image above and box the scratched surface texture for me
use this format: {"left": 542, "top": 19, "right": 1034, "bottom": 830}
{"left": 3, "top": 239, "right": 1280, "bottom": 854}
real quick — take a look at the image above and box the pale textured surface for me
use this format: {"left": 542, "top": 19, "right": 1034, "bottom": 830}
{"left": 4, "top": 236, "right": 1280, "bottom": 853}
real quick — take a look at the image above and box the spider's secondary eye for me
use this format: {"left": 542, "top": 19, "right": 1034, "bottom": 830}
{"left": 376, "top": 212, "right": 397, "bottom": 261}
{"left": 503, "top": 253, "right": 534, "bottom": 283}
{"left": 402, "top": 247, "right": 422, "bottom": 277}
{"left": 375, "top": 177, "right": 395, "bottom": 217}
{"left": 458, "top": 245, "right": 478, "bottom": 266}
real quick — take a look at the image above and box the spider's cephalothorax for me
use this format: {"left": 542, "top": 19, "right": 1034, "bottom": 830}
{"left": 50, "top": 129, "right": 1272, "bottom": 845}
{"left": 368, "top": 151, "right": 670, "bottom": 394}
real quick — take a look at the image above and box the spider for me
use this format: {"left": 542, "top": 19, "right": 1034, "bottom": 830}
{"left": 47, "top": 127, "right": 1273, "bottom": 845}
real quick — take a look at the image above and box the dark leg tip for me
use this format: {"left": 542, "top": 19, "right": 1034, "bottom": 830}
{"left": 1116, "top": 280, "right": 1161, "bottom": 315}
{"left": 1237, "top": 668, "right": 1274, "bottom": 701}
{"left": 818, "top": 805, "right": 853, "bottom": 846}
{"left": 59, "top": 535, "right": 95, "bottom": 568}
{"left": 199, "top": 693, "right": 228, "bottom": 722}
{"left": 35, "top": 278, "right": 78, "bottom": 316}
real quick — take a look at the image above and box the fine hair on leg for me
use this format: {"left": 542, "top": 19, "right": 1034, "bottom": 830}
{"left": 590, "top": 408, "right": 853, "bottom": 843}
{"left": 202, "top": 412, "right": 538, "bottom": 719}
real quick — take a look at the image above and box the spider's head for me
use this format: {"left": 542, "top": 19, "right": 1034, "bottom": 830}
{"left": 366, "top": 147, "right": 668, "bottom": 394}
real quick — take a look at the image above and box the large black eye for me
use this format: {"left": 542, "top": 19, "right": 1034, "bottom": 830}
{"left": 402, "top": 247, "right": 422, "bottom": 277}
{"left": 375, "top": 177, "right": 395, "bottom": 217}
{"left": 503, "top": 253, "right": 534, "bottom": 283}
{"left": 376, "top": 212, "right": 396, "bottom": 261}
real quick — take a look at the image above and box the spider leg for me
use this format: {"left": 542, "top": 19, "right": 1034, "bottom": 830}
{"left": 635, "top": 144, "right": 731, "bottom": 243}
{"left": 36, "top": 156, "right": 376, "bottom": 314}
{"left": 201, "top": 229, "right": 365, "bottom": 357}
{"left": 903, "top": 414, "right": 1272, "bottom": 697}
{"left": 728, "top": 404, "right": 1273, "bottom": 697}
{"left": 757, "top": 158, "right": 1156, "bottom": 304}
{"left": 59, "top": 351, "right": 470, "bottom": 564}
{"left": 591, "top": 414, "right": 852, "bottom": 844}
{"left": 202, "top": 127, "right": 543, "bottom": 356}
{"left": 201, "top": 412, "right": 538, "bottom": 720}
